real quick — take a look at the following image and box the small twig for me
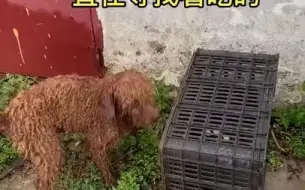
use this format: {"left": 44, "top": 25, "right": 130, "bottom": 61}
{"left": 272, "top": 123, "right": 292, "bottom": 137}
{"left": 280, "top": 131, "right": 292, "bottom": 137}
{"left": 271, "top": 129, "right": 288, "bottom": 153}
{"left": 272, "top": 123, "right": 293, "bottom": 141}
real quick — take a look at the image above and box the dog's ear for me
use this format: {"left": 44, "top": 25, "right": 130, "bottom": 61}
{"left": 110, "top": 79, "right": 142, "bottom": 123}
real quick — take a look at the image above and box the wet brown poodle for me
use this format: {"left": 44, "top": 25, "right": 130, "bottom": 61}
{"left": 0, "top": 70, "right": 160, "bottom": 190}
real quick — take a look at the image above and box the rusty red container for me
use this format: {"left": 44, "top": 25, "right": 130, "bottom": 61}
{"left": 0, "top": 0, "right": 106, "bottom": 78}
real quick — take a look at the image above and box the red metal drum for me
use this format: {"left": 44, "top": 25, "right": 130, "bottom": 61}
{"left": 0, "top": 0, "right": 106, "bottom": 78}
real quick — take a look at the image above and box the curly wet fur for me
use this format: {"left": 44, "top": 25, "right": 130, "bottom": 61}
{"left": 0, "top": 70, "right": 159, "bottom": 190}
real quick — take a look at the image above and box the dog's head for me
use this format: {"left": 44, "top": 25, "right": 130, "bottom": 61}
{"left": 109, "top": 70, "right": 160, "bottom": 130}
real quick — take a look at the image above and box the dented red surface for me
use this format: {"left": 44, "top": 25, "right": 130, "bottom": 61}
{"left": 0, "top": 0, "right": 106, "bottom": 78}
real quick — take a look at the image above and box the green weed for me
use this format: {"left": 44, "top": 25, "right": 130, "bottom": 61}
{"left": 113, "top": 125, "right": 162, "bottom": 190}
{"left": 271, "top": 105, "right": 305, "bottom": 160}
{"left": 153, "top": 78, "right": 176, "bottom": 115}
{"left": 0, "top": 74, "right": 36, "bottom": 111}
{"left": 58, "top": 163, "right": 105, "bottom": 190}
{"left": 291, "top": 136, "right": 305, "bottom": 159}
{"left": 115, "top": 170, "right": 140, "bottom": 190}
{"left": 267, "top": 150, "right": 283, "bottom": 172}
{"left": 0, "top": 136, "right": 19, "bottom": 170}
{"left": 274, "top": 106, "right": 305, "bottom": 130}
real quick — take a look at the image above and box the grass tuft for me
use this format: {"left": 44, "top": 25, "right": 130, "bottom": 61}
{"left": 268, "top": 103, "right": 305, "bottom": 171}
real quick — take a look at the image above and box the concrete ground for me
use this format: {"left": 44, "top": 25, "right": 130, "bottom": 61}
{"left": 98, "top": 0, "right": 305, "bottom": 107}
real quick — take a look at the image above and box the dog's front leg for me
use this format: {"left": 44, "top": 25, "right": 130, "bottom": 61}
{"left": 87, "top": 125, "right": 119, "bottom": 186}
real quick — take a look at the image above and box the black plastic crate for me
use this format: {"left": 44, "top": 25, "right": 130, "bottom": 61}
{"left": 160, "top": 49, "right": 279, "bottom": 190}
{"left": 179, "top": 80, "right": 274, "bottom": 112}
{"left": 188, "top": 49, "right": 278, "bottom": 85}
{"left": 169, "top": 106, "right": 270, "bottom": 138}
{"left": 164, "top": 160, "right": 263, "bottom": 190}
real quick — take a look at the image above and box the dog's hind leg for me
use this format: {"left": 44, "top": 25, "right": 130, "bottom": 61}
{"left": 12, "top": 125, "right": 63, "bottom": 190}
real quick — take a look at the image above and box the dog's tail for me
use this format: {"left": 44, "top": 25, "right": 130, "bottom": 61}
{"left": 0, "top": 112, "right": 8, "bottom": 133}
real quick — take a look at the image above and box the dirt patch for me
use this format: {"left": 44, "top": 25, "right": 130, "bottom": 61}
{"left": 148, "top": 40, "right": 166, "bottom": 54}
{"left": 0, "top": 166, "right": 35, "bottom": 190}
{"left": 266, "top": 159, "right": 305, "bottom": 190}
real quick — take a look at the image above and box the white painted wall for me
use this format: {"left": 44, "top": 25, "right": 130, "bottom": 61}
{"left": 97, "top": 0, "right": 305, "bottom": 105}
